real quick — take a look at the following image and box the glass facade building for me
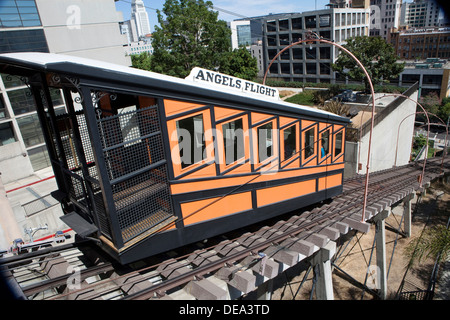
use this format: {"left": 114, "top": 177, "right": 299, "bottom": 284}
{"left": 0, "top": 0, "right": 63, "bottom": 172}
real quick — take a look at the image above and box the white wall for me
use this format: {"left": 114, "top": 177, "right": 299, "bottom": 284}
{"left": 358, "top": 91, "right": 418, "bottom": 174}
{"left": 37, "top": 0, "right": 131, "bottom": 66}
{"left": 0, "top": 142, "right": 34, "bottom": 184}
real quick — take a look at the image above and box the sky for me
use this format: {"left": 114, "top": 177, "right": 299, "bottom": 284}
{"left": 114, "top": 0, "right": 331, "bottom": 32}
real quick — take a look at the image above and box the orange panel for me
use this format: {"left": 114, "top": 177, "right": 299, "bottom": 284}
{"left": 181, "top": 192, "right": 253, "bottom": 226}
{"left": 318, "top": 173, "right": 343, "bottom": 191}
{"left": 251, "top": 112, "right": 272, "bottom": 124}
{"left": 302, "top": 119, "right": 316, "bottom": 129}
{"left": 214, "top": 106, "right": 243, "bottom": 122}
{"left": 319, "top": 122, "right": 331, "bottom": 132}
{"left": 170, "top": 163, "right": 345, "bottom": 195}
{"left": 281, "top": 159, "right": 300, "bottom": 170}
{"left": 257, "top": 179, "right": 316, "bottom": 207}
{"left": 179, "top": 164, "right": 217, "bottom": 180}
{"left": 224, "top": 161, "right": 252, "bottom": 175}
{"left": 279, "top": 116, "right": 297, "bottom": 128}
{"left": 164, "top": 99, "right": 206, "bottom": 117}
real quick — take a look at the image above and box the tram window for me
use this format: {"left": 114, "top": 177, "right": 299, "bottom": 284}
{"left": 283, "top": 125, "right": 297, "bottom": 160}
{"left": 176, "top": 114, "right": 205, "bottom": 169}
{"left": 320, "top": 130, "right": 330, "bottom": 157}
{"left": 258, "top": 122, "right": 273, "bottom": 162}
{"left": 223, "top": 118, "right": 244, "bottom": 165}
{"left": 304, "top": 127, "right": 315, "bottom": 159}
{"left": 335, "top": 131, "right": 343, "bottom": 156}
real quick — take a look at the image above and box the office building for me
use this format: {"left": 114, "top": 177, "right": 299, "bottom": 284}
{"left": 263, "top": 4, "right": 370, "bottom": 83}
{"left": 394, "top": 58, "right": 450, "bottom": 98}
{"left": 369, "top": 0, "right": 402, "bottom": 39}
{"left": 131, "top": 0, "right": 151, "bottom": 40}
{"left": 0, "top": 0, "right": 130, "bottom": 183}
{"left": 390, "top": 26, "right": 450, "bottom": 59}
{"left": 400, "top": 0, "right": 448, "bottom": 28}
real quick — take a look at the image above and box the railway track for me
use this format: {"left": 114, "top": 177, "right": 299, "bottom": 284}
{"left": 1, "top": 157, "right": 449, "bottom": 301}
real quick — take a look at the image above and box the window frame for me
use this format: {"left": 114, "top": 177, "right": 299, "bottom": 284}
{"left": 333, "top": 127, "right": 345, "bottom": 161}
{"left": 216, "top": 114, "right": 249, "bottom": 173}
{"left": 319, "top": 128, "right": 331, "bottom": 164}
{"left": 253, "top": 118, "right": 278, "bottom": 170}
{"left": 302, "top": 125, "right": 317, "bottom": 164}
{"left": 280, "top": 122, "right": 299, "bottom": 164}
{"left": 168, "top": 108, "right": 214, "bottom": 177}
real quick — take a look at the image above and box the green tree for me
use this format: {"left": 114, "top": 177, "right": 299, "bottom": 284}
{"left": 131, "top": 52, "right": 152, "bottom": 71}
{"left": 219, "top": 46, "right": 258, "bottom": 80}
{"left": 151, "top": 0, "right": 231, "bottom": 78}
{"left": 332, "top": 36, "right": 404, "bottom": 92}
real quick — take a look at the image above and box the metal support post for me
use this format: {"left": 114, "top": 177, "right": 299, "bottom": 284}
{"left": 403, "top": 193, "right": 415, "bottom": 238}
{"left": 256, "top": 279, "right": 273, "bottom": 300}
{"left": 373, "top": 209, "right": 391, "bottom": 299}
{"left": 309, "top": 241, "right": 336, "bottom": 300}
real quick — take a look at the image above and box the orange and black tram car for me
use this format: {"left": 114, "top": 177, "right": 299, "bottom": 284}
{"left": 0, "top": 53, "right": 349, "bottom": 264}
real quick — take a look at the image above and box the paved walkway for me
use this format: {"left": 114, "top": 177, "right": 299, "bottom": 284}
{"left": 0, "top": 167, "right": 64, "bottom": 251}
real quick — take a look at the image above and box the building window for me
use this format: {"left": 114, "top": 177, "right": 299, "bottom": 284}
{"left": 267, "top": 20, "right": 276, "bottom": 32}
{"left": 279, "top": 19, "right": 289, "bottom": 32}
{"left": 292, "top": 48, "right": 302, "bottom": 59}
{"left": 176, "top": 114, "right": 205, "bottom": 169}
{"left": 292, "top": 17, "right": 302, "bottom": 30}
{"left": 281, "top": 63, "right": 290, "bottom": 74}
{"left": 319, "top": 47, "right": 331, "bottom": 59}
{"left": 305, "top": 16, "right": 316, "bottom": 28}
{"left": 0, "top": 94, "right": 9, "bottom": 120}
{"left": 257, "top": 121, "right": 273, "bottom": 162}
{"left": 237, "top": 24, "right": 251, "bottom": 47}
{"left": 16, "top": 113, "right": 45, "bottom": 147}
{"left": 319, "top": 14, "right": 330, "bottom": 27}
{"left": 0, "top": 0, "right": 42, "bottom": 28}
{"left": 222, "top": 118, "right": 244, "bottom": 165}
{"left": 269, "top": 63, "right": 278, "bottom": 74}
{"left": 0, "top": 29, "right": 49, "bottom": 53}
{"left": 28, "top": 145, "right": 51, "bottom": 171}
{"left": 8, "top": 87, "right": 36, "bottom": 115}
{"left": 306, "top": 47, "right": 316, "bottom": 59}
{"left": 1, "top": 73, "right": 27, "bottom": 89}
{"left": 267, "top": 36, "right": 277, "bottom": 46}
{"left": 279, "top": 34, "right": 290, "bottom": 46}
{"left": 293, "top": 63, "right": 303, "bottom": 74}
{"left": 320, "top": 63, "right": 330, "bottom": 75}
{"left": 283, "top": 125, "right": 296, "bottom": 160}
{"left": 306, "top": 63, "right": 317, "bottom": 74}
{"left": 0, "top": 121, "right": 16, "bottom": 146}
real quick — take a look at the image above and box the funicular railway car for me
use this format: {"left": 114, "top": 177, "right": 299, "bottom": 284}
{"left": 0, "top": 53, "right": 349, "bottom": 264}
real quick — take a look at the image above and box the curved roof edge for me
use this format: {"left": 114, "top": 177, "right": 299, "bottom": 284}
{"left": 0, "top": 52, "right": 350, "bottom": 124}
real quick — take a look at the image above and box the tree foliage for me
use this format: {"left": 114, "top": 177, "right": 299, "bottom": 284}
{"left": 332, "top": 36, "right": 404, "bottom": 92}
{"left": 219, "top": 46, "right": 258, "bottom": 80}
{"left": 150, "top": 0, "right": 231, "bottom": 78}
{"left": 131, "top": 52, "right": 152, "bottom": 71}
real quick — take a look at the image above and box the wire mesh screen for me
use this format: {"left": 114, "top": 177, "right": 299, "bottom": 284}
{"left": 97, "top": 106, "right": 164, "bottom": 181}
{"left": 96, "top": 103, "right": 174, "bottom": 243}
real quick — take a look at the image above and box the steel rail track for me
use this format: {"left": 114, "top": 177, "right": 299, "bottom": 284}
{"left": 1, "top": 157, "right": 448, "bottom": 300}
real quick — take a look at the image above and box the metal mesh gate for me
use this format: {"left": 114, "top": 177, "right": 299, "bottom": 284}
{"left": 96, "top": 104, "right": 174, "bottom": 243}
